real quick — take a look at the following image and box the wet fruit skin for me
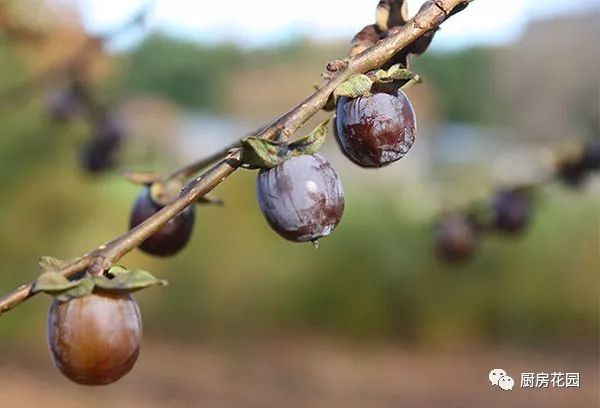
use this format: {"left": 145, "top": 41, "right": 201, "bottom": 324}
{"left": 47, "top": 293, "right": 142, "bottom": 385}
{"left": 130, "top": 187, "right": 196, "bottom": 256}
{"left": 435, "top": 214, "right": 477, "bottom": 263}
{"left": 335, "top": 90, "right": 416, "bottom": 167}
{"left": 257, "top": 154, "right": 345, "bottom": 243}
{"left": 492, "top": 190, "right": 531, "bottom": 234}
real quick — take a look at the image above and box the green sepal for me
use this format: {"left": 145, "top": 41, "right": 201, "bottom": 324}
{"left": 32, "top": 264, "right": 167, "bottom": 301}
{"left": 240, "top": 137, "right": 290, "bottom": 169}
{"left": 372, "top": 64, "right": 418, "bottom": 83}
{"left": 333, "top": 74, "right": 373, "bottom": 101}
{"left": 288, "top": 118, "right": 330, "bottom": 156}
{"left": 93, "top": 266, "right": 168, "bottom": 294}
{"left": 31, "top": 272, "right": 94, "bottom": 302}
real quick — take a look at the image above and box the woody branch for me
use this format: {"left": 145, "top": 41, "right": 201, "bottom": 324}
{"left": 0, "top": 0, "right": 472, "bottom": 315}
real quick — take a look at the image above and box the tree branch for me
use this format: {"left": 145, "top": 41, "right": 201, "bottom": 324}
{"left": 0, "top": 0, "right": 472, "bottom": 316}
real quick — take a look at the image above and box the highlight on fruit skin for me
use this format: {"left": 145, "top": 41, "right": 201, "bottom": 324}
{"left": 47, "top": 292, "right": 142, "bottom": 385}
{"left": 129, "top": 187, "right": 196, "bottom": 256}
{"left": 334, "top": 89, "right": 416, "bottom": 168}
{"left": 434, "top": 214, "right": 478, "bottom": 263}
{"left": 256, "top": 153, "right": 345, "bottom": 243}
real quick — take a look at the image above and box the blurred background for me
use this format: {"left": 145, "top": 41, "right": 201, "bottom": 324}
{"left": 0, "top": 0, "right": 598, "bottom": 406}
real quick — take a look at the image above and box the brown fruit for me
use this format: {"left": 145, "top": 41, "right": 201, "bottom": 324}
{"left": 435, "top": 214, "right": 477, "bottom": 263}
{"left": 47, "top": 293, "right": 142, "bottom": 385}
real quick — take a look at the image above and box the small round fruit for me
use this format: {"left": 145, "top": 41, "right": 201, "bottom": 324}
{"left": 492, "top": 190, "right": 531, "bottom": 234}
{"left": 257, "top": 154, "right": 344, "bottom": 243}
{"left": 79, "top": 120, "right": 124, "bottom": 173}
{"left": 47, "top": 90, "right": 82, "bottom": 122}
{"left": 47, "top": 293, "right": 142, "bottom": 385}
{"left": 582, "top": 140, "right": 600, "bottom": 171}
{"left": 130, "top": 187, "right": 196, "bottom": 256}
{"left": 94, "top": 119, "right": 123, "bottom": 151}
{"left": 335, "top": 90, "right": 416, "bottom": 167}
{"left": 435, "top": 214, "right": 477, "bottom": 263}
{"left": 557, "top": 158, "right": 587, "bottom": 187}
{"left": 80, "top": 139, "right": 117, "bottom": 173}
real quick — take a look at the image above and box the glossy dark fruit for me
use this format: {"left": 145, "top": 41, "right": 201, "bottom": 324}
{"left": 582, "top": 140, "right": 600, "bottom": 171}
{"left": 47, "top": 293, "right": 142, "bottom": 385}
{"left": 130, "top": 187, "right": 196, "bottom": 256}
{"left": 335, "top": 90, "right": 416, "bottom": 167}
{"left": 435, "top": 214, "right": 477, "bottom": 263}
{"left": 257, "top": 154, "right": 345, "bottom": 243}
{"left": 492, "top": 190, "right": 531, "bottom": 234}
{"left": 80, "top": 119, "right": 124, "bottom": 173}
{"left": 47, "top": 90, "right": 81, "bottom": 122}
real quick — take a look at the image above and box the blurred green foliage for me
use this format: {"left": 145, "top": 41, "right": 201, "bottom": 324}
{"left": 117, "top": 35, "right": 244, "bottom": 110}
{"left": 117, "top": 35, "right": 499, "bottom": 123}
{"left": 116, "top": 34, "right": 330, "bottom": 111}
{"left": 412, "top": 47, "right": 498, "bottom": 123}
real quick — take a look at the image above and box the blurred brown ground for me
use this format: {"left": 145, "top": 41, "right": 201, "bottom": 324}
{"left": 1, "top": 337, "right": 597, "bottom": 407}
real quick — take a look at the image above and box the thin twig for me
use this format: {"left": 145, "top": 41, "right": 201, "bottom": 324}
{"left": 166, "top": 140, "right": 242, "bottom": 182}
{"left": 0, "top": 0, "right": 472, "bottom": 316}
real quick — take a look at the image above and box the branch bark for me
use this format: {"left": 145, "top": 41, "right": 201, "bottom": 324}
{"left": 0, "top": 0, "right": 472, "bottom": 316}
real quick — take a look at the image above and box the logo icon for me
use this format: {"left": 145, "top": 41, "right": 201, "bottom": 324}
{"left": 498, "top": 375, "right": 515, "bottom": 391}
{"left": 489, "top": 368, "right": 513, "bottom": 391}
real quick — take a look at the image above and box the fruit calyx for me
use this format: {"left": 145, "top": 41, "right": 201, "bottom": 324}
{"left": 32, "top": 260, "right": 167, "bottom": 302}
{"left": 241, "top": 118, "right": 330, "bottom": 169}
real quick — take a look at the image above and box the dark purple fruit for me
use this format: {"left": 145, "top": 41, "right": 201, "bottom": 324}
{"left": 80, "top": 119, "right": 124, "bottom": 173}
{"left": 582, "top": 140, "right": 600, "bottom": 171}
{"left": 435, "top": 214, "right": 477, "bottom": 263}
{"left": 335, "top": 90, "right": 416, "bottom": 167}
{"left": 80, "top": 139, "right": 117, "bottom": 173}
{"left": 95, "top": 119, "right": 123, "bottom": 149}
{"left": 557, "top": 158, "right": 588, "bottom": 187}
{"left": 47, "top": 293, "right": 142, "bottom": 385}
{"left": 47, "top": 90, "right": 82, "bottom": 122}
{"left": 257, "top": 154, "right": 344, "bottom": 243}
{"left": 492, "top": 190, "right": 531, "bottom": 234}
{"left": 130, "top": 187, "right": 196, "bottom": 256}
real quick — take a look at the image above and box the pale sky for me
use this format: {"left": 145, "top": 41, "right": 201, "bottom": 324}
{"left": 78, "top": 0, "right": 599, "bottom": 50}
